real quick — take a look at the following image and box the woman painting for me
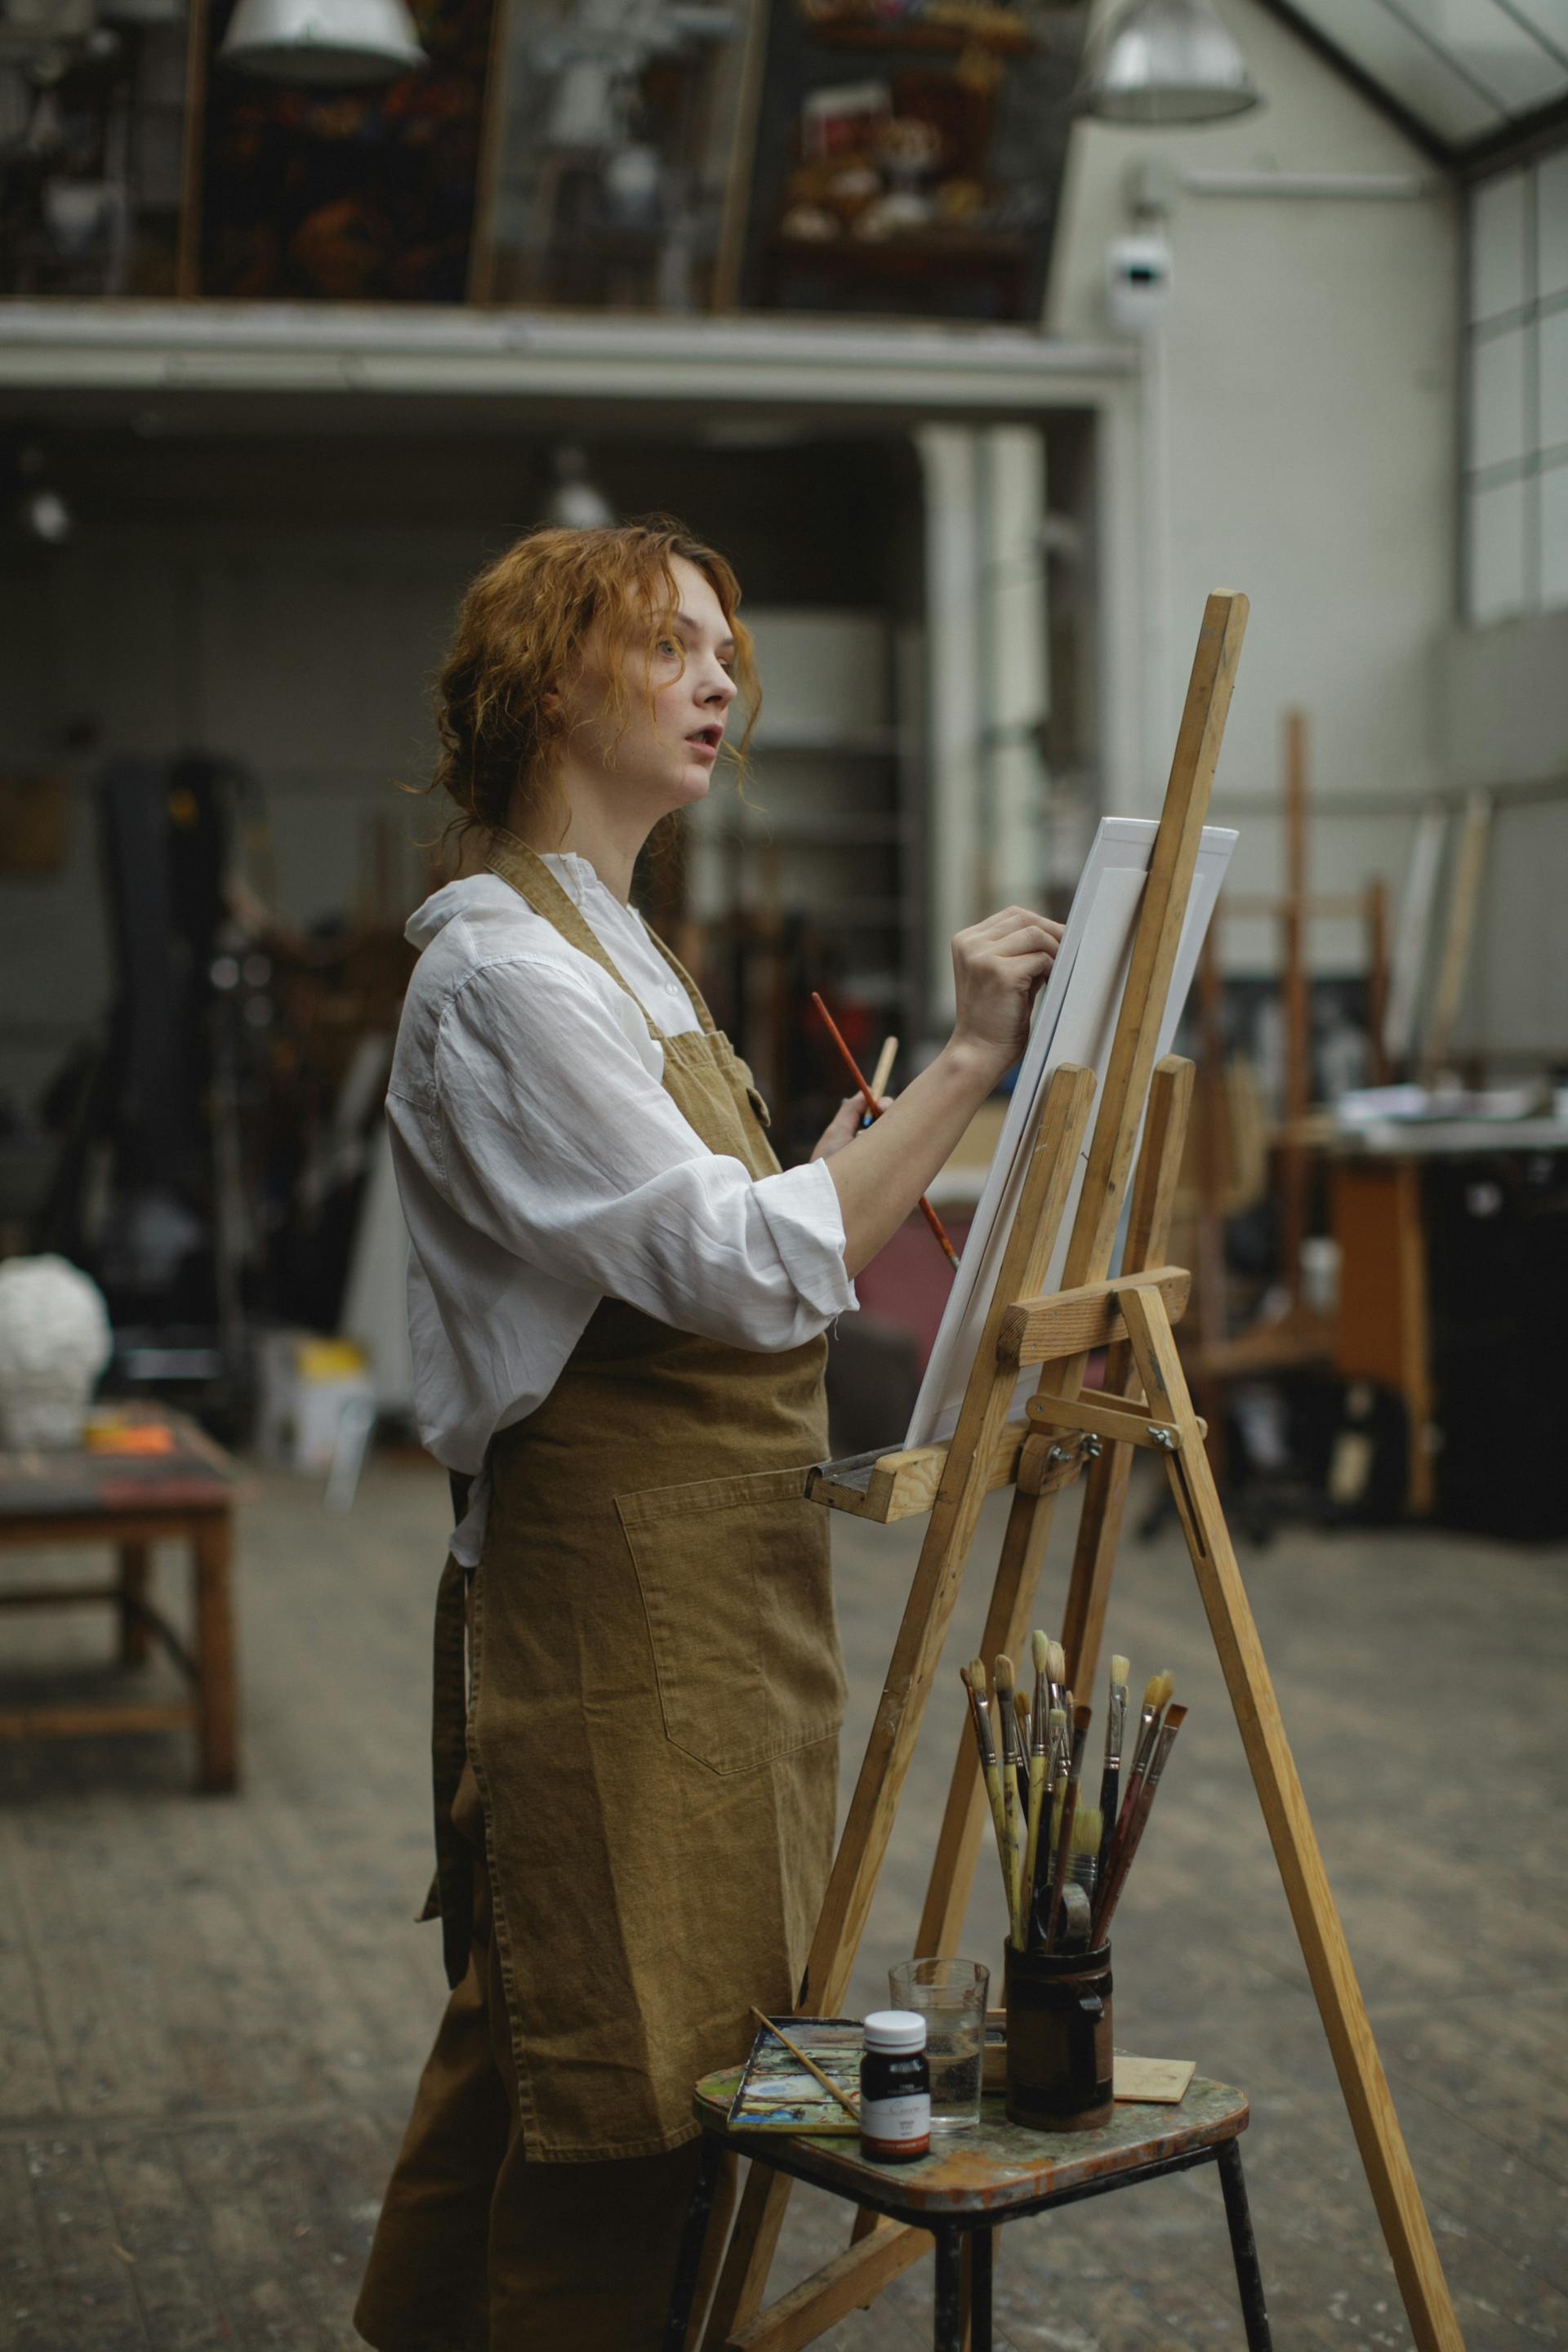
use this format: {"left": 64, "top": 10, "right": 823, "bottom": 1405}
{"left": 354, "top": 519, "right": 1061, "bottom": 2350}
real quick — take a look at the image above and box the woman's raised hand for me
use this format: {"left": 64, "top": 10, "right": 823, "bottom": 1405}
{"left": 949, "top": 908, "right": 1064, "bottom": 1081}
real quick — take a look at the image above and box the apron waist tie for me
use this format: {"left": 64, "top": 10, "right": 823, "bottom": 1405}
{"left": 427, "top": 1546, "right": 476, "bottom": 1989}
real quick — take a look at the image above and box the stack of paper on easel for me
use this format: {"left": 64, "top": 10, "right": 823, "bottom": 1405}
{"left": 906, "top": 817, "right": 1237, "bottom": 1450}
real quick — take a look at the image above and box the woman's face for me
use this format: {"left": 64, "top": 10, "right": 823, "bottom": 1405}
{"left": 565, "top": 555, "right": 741, "bottom": 819}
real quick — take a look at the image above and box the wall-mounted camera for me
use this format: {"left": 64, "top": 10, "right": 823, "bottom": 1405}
{"left": 1106, "top": 231, "right": 1172, "bottom": 336}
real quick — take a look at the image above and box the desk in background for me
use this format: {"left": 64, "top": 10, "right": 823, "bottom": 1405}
{"left": 0, "top": 1405, "right": 248, "bottom": 1789}
{"left": 1331, "top": 1117, "right": 1568, "bottom": 1534}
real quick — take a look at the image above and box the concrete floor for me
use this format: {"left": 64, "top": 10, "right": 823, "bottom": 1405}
{"left": 0, "top": 1453, "right": 1562, "bottom": 2350}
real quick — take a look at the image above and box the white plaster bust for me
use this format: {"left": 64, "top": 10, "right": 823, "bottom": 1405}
{"left": 0, "top": 1255, "right": 113, "bottom": 1449}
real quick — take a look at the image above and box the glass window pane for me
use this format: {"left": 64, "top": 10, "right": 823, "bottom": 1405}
{"left": 1286, "top": 0, "right": 1505, "bottom": 142}
{"left": 1541, "top": 304, "right": 1568, "bottom": 449}
{"left": 1470, "top": 168, "right": 1528, "bottom": 319}
{"left": 1395, "top": 0, "right": 1568, "bottom": 112}
{"left": 1539, "top": 149, "right": 1568, "bottom": 301}
{"left": 1468, "top": 474, "right": 1530, "bottom": 619}
{"left": 1504, "top": 0, "right": 1568, "bottom": 44}
{"left": 1541, "top": 458, "right": 1568, "bottom": 605}
{"left": 1469, "top": 324, "right": 1529, "bottom": 469}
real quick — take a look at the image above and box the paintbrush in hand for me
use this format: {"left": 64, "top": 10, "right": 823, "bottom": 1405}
{"left": 867, "top": 1035, "right": 899, "bottom": 1110}
{"left": 1094, "top": 1704, "right": 1187, "bottom": 1943}
{"left": 811, "top": 993, "right": 960, "bottom": 1269}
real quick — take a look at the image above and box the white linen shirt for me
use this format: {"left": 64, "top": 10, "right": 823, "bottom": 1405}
{"left": 388, "top": 856, "right": 857, "bottom": 1565}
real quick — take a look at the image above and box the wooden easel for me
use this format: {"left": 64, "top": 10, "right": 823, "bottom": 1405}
{"left": 1195, "top": 707, "right": 1395, "bottom": 1390}
{"left": 698, "top": 595, "right": 1463, "bottom": 2352}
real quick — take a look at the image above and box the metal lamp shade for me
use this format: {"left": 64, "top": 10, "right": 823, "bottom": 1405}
{"left": 1076, "top": 0, "right": 1262, "bottom": 125}
{"left": 219, "top": 0, "right": 427, "bottom": 85}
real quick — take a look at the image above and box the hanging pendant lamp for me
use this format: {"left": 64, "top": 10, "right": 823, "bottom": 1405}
{"left": 1075, "top": 0, "right": 1262, "bottom": 125}
{"left": 219, "top": 0, "right": 426, "bottom": 87}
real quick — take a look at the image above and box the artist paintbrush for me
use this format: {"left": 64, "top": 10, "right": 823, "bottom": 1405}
{"left": 1048, "top": 1642, "right": 1068, "bottom": 1769}
{"left": 1027, "top": 1702, "right": 1067, "bottom": 1948}
{"left": 1013, "top": 1689, "right": 1033, "bottom": 1822}
{"left": 1097, "top": 1654, "right": 1129, "bottom": 1886}
{"left": 749, "top": 2008, "right": 861, "bottom": 2120}
{"left": 1022, "top": 1640, "right": 1050, "bottom": 1933}
{"left": 1093, "top": 1704, "right": 1187, "bottom": 1943}
{"left": 810, "top": 992, "right": 960, "bottom": 1271}
{"left": 961, "top": 1661, "right": 1013, "bottom": 1924}
{"left": 992, "top": 1653, "right": 1026, "bottom": 1944}
{"left": 1100, "top": 1671, "right": 1172, "bottom": 1903}
{"left": 1064, "top": 1805, "right": 1102, "bottom": 1947}
{"left": 1043, "top": 1704, "right": 1091, "bottom": 1953}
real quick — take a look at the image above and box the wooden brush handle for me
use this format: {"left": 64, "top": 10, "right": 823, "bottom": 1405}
{"left": 1043, "top": 1778, "right": 1080, "bottom": 1953}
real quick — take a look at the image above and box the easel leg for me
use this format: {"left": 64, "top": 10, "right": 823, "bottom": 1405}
{"left": 701, "top": 2159, "right": 785, "bottom": 2350}
{"left": 1059, "top": 1056, "right": 1194, "bottom": 1696}
{"left": 1118, "top": 1285, "right": 1463, "bottom": 2352}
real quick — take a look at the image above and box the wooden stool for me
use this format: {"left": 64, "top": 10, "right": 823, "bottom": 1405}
{"left": 666, "top": 2069, "right": 1272, "bottom": 2352}
{"left": 0, "top": 1405, "right": 247, "bottom": 1793}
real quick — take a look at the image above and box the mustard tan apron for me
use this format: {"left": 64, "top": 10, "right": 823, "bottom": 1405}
{"left": 429, "top": 835, "right": 845, "bottom": 2163}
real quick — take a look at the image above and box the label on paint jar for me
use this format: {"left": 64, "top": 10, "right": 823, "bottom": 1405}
{"left": 858, "top": 2093, "right": 931, "bottom": 2158}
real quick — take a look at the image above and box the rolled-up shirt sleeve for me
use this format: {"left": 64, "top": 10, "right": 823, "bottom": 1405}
{"left": 432, "top": 956, "right": 857, "bottom": 1350}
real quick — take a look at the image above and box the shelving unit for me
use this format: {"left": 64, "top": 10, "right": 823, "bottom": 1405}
{"left": 682, "top": 605, "right": 923, "bottom": 1115}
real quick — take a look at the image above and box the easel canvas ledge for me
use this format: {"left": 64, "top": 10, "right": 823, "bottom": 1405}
{"left": 698, "top": 593, "right": 1465, "bottom": 2352}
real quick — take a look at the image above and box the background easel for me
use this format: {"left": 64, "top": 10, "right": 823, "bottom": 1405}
{"left": 699, "top": 595, "right": 1463, "bottom": 2352}
{"left": 1190, "top": 708, "right": 1392, "bottom": 1396}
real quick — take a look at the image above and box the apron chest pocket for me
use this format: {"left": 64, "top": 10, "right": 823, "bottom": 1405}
{"left": 616, "top": 1467, "right": 844, "bottom": 1776}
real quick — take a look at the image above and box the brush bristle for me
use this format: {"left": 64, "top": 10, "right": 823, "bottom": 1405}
{"left": 1143, "top": 1671, "right": 1171, "bottom": 1712}
{"left": 1071, "top": 1804, "right": 1103, "bottom": 1855}
{"left": 1031, "top": 1628, "right": 1049, "bottom": 1673}
{"left": 1049, "top": 1641, "right": 1067, "bottom": 1685}
{"left": 1163, "top": 1703, "right": 1188, "bottom": 1730}
{"left": 970, "top": 1657, "right": 988, "bottom": 1693}
{"left": 1048, "top": 1704, "right": 1067, "bottom": 1744}
{"left": 994, "top": 1653, "right": 1015, "bottom": 1695}
{"left": 959, "top": 1664, "right": 974, "bottom": 1692}
{"left": 1151, "top": 1671, "right": 1174, "bottom": 1712}
{"left": 1111, "top": 1654, "right": 1129, "bottom": 1689}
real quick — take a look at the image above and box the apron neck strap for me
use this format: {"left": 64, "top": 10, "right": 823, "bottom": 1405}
{"left": 484, "top": 830, "right": 670, "bottom": 1036}
{"left": 644, "top": 928, "right": 718, "bottom": 1038}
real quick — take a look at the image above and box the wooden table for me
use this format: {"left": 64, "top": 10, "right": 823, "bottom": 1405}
{"left": 0, "top": 1405, "right": 248, "bottom": 1792}
{"left": 667, "top": 2069, "right": 1270, "bottom": 2352}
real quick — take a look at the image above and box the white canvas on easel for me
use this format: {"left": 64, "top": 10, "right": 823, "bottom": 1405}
{"left": 906, "top": 817, "right": 1237, "bottom": 1449}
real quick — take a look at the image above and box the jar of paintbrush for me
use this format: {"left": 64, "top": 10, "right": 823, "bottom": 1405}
{"left": 959, "top": 1637, "right": 1187, "bottom": 2135}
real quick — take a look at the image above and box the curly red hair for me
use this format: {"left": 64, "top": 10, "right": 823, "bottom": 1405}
{"left": 430, "top": 516, "right": 758, "bottom": 845}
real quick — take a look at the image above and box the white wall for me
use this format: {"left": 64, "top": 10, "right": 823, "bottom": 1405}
{"left": 1049, "top": 0, "right": 1459, "bottom": 972}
